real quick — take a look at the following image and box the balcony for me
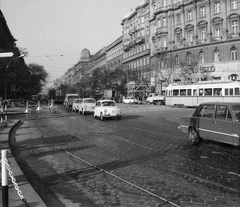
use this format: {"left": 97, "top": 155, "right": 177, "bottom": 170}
{"left": 196, "top": 39, "right": 207, "bottom": 45}
{"left": 136, "top": 37, "right": 145, "bottom": 45}
{"left": 210, "top": 36, "right": 222, "bottom": 42}
{"left": 123, "top": 45, "right": 130, "bottom": 52}
{"left": 227, "top": 33, "right": 240, "bottom": 40}
{"left": 129, "top": 40, "right": 136, "bottom": 48}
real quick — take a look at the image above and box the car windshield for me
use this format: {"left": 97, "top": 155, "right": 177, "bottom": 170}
{"left": 84, "top": 99, "right": 96, "bottom": 103}
{"left": 232, "top": 105, "right": 240, "bottom": 121}
{"left": 102, "top": 101, "right": 116, "bottom": 107}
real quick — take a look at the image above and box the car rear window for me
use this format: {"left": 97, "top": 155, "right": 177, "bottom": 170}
{"left": 68, "top": 96, "right": 78, "bottom": 99}
{"left": 102, "top": 101, "right": 116, "bottom": 106}
{"left": 215, "top": 105, "right": 232, "bottom": 120}
{"left": 232, "top": 105, "right": 240, "bottom": 121}
{"left": 84, "top": 99, "right": 96, "bottom": 103}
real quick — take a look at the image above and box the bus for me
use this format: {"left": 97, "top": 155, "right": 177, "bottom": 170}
{"left": 165, "top": 80, "right": 240, "bottom": 107}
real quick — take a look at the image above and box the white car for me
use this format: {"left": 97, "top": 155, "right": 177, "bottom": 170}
{"left": 122, "top": 97, "right": 139, "bottom": 104}
{"left": 72, "top": 98, "right": 82, "bottom": 112}
{"left": 79, "top": 98, "right": 96, "bottom": 115}
{"left": 93, "top": 100, "right": 121, "bottom": 120}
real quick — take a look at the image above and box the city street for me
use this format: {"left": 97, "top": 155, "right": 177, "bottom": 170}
{"left": 10, "top": 104, "right": 240, "bottom": 207}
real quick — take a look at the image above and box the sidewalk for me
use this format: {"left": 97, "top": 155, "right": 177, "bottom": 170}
{"left": 0, "top": 119, "right": 46, "bottom": 207}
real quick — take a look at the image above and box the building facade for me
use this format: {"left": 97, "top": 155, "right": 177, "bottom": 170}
{"left": 149, "top": 0, "right": 240, "bottom": 93}
{"left": 121, "top": 0, "right": 152, "bottom": 96}
{"left": 58, "top": 0, "right": 240, "bottom": 97}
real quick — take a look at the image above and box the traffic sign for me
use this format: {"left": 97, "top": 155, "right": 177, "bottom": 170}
{"left": 0, "top": 52, "right": 14, "bottom": 57}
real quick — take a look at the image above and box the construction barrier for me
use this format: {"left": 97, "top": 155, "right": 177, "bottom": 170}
{"left": 24, "top": 101, "right": 29, "bottom": 113}
{"left": 36, "top": 101, "right": 42, "bottom": 111}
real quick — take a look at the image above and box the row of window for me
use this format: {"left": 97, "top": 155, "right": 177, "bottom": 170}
{"left": 168, "top": 87, "right": 240, "bottom": 96}
{"left": 125, "top": 56, "right": 150, "bottom": 70}
{"left": 123, "top": 42, "right": 150, "bottom": 59}
{"left": 167, "top": 47, "right": 238, "bottom": 68}
{"left": 153, "top": 0, "right": 238, "bottom": 20}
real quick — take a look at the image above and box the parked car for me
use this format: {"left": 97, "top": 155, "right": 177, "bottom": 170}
{"left": 122, "top": 97, "right": 139, "bottom": 104}
{"left": 179, "top": 102, "right": 240, "bottom": 146}
{"left": 93, "top": 100, "right": 121, "bottom": 120}
{"left": 79, "top": 98, "right": 96, "bottom": 115}
{"left": 72, "top": 98, "right": 82, "bottom": 112}
{"left": 64, "top": 94, "right": 79, "bottom": 110}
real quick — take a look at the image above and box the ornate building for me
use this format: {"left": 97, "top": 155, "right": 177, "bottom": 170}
{"left": 121, "top": 0, "right": 152, "bottom": 96}
{"left": 149, "top": 0, "right": 240, "bottom": 93}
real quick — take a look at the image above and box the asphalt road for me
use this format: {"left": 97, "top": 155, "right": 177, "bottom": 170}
{"left": 10, "top": 104, "right": 240, "bottom": 207}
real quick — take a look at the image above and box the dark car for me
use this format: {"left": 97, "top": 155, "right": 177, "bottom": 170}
{"left": 179, "top": 102, "right": 240, "bottom": 146}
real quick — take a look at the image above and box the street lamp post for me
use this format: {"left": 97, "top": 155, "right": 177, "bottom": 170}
{"left": 4, "top": 54, "right": 25, "bottom": 100}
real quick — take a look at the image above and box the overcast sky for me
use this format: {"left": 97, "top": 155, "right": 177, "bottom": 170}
{"left": 1, "top": 0, "right": 141, "bottom": 82}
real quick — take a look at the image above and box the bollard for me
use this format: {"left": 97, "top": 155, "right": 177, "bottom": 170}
{"left": 2, "top": 150, "right": 8, "bottom": 207}
{"left": 4, "top": 105, "right": 7, "bottom": 121}
{"left": 25, "top": 101, "right": 29, "bottom": 113}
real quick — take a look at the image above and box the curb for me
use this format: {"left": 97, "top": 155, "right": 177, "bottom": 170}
{"left": 0, "top": 120, "right": 47, "bottom": 207}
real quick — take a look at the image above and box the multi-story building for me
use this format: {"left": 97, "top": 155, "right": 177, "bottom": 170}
{"left": 149, "top": 0, "right": 240, "bottom": 93}
{"left": 121, "top": 0, "right": 152, "bottom": 96}
{"left": 105, "top": 36, "right": 125, "bottom": 96}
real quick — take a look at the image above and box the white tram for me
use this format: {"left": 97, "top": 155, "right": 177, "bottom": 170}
{"left": 166, "top": 81, "right": 240, "bottom": 107}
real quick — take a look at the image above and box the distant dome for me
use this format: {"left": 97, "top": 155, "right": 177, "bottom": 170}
{"left": 80, "top": 48, "right": 90, "bottom": 61}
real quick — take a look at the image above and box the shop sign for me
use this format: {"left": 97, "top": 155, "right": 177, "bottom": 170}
{"left": 186, "top": 65, "right": 215, "bottom": 74}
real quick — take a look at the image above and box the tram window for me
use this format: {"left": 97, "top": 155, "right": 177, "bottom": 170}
{"left": 193, "top": 89, "right": 197, "bottom": 96}
{"left": 204, "top": 88, "right": 212, "bottom": 96}
{"left": 235, "top": 88, "right": 240, "bottom": 95}
{"left": 214, "top": 88, "right": 222, "bottom": 96}
{"left": 225, "top": 88, "right": 228, "bottom": 95}
{"left": 173, "top": 89, "right": 179, "bottom": 96}
{"left": 199, "top": 89, "right": 203, "bottom": 96}
{"left": 187, "top": 89, "right": 191, "bottom": 96}
{"left": 230, "top": 88, "right": 233, "bottom": 95}
{"left": 180, "top": 89, "right": 186, "bottom": 96}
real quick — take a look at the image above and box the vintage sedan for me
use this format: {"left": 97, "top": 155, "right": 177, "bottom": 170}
{"left": 122, "top": 97, "right": 139, "bottom": 104}
{"left": 79, "top": 98, "right": 96, "bottom": 115}
{"left": 93, "top": 100, "right": 121, "bottom": 120}
{"left": 72, "top": 98, "right": 82, "bottom": 112}
{"left": 179, "top": 102, "right": 240, "bottom": 146}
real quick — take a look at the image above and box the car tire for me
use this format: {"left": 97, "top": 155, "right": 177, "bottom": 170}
{"left": 188, "top": 127, "right": 201, "bottom": 145}
{"left": 93, "top": 113, "right": 97, "bottom": 119}
{"left": 100, "top": 112, "right": 104, "bottom": 121}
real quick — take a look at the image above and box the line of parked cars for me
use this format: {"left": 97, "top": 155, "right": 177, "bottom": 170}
{"left": 64, "top": 95, "right": 121, "bottom": 121}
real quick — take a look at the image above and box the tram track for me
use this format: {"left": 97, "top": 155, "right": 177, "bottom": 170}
{"left": 15, "top": 108, "right": 240, "bottom": 206}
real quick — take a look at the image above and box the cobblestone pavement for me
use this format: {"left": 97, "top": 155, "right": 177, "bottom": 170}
{"left": 11, "top": 104, "right": 240, "bottom": 207}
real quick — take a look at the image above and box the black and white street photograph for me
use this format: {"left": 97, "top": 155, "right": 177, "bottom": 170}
{"left": 0, "top": 1, "right": 240, "bottom": 207}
